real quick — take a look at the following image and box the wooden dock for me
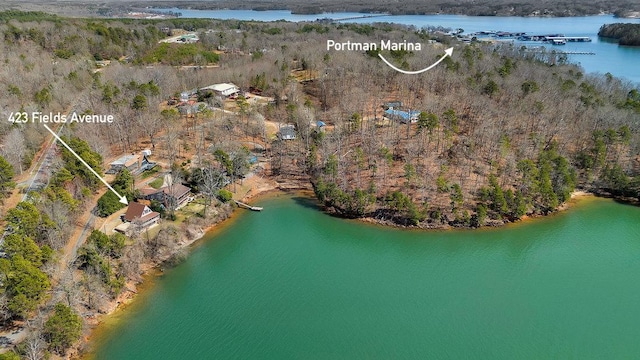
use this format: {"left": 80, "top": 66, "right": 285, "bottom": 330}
{"left": 234, "top": 200, "right": 263, "bottom": 211}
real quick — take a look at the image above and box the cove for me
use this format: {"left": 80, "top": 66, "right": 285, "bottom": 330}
{"left": 89, "top": 194, "right": 640, "bottom": 359}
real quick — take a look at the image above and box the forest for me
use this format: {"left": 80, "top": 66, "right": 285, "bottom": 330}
{"left": 598, "top": 23, "right": 640, "bottom": 46}
{"left": 7, "top": 0, "right": 637, "bottom": 18}
{"left": 0, "top": 10, "right": 638, "bottom": 358}
{"left": 157, "top": 0, "right": 639, "bottom": 17}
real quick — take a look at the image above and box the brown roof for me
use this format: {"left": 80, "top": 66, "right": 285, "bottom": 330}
{"left": 139, "top": 187, "right": 162, "bottom": 196}
{"left": 162, "top": 184, "right": 191, "bottom": 198}
{"left": 124, "top": 202, "right": 159, "bottom": 223}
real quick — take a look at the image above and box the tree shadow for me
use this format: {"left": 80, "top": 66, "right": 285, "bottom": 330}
{"left": 291, "top": 196, "right": 321, "bottom": 210}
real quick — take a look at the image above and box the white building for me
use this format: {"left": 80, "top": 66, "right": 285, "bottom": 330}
{"left": 200, "top": 83, "right": 240, "bottom": 98}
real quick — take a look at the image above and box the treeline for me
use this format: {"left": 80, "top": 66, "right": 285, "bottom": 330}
{"left": 599, "top": 23, "right": 640, "bottom": 46}
{"left": 0, "top": 136, "right": 91, "bottom": 357}
{"left": 125, "top": 0, "right": 639, "bottom": 17}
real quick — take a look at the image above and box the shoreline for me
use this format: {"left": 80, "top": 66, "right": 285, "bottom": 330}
{"left": 342, "top": 189, "right": 613, "bottom": 231}
{"left": 140, "top": 5, "right": 632, "bottom": 19}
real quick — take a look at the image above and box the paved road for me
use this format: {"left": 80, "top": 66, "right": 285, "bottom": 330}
{"left": 21, "top": 125, "right": 64, "bottom": 200}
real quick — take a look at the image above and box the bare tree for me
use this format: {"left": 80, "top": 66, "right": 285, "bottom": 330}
{"left": 2, "top": 128, "right": 27, "bottom": 174}
{"left": 121, "top": 241, "right": 145, "bottom": 282}
{"left": 23, "top": 331, "right": 47, "bottom": 360}
{"left": 199, "top": 163, "right": 228, "bottom": 215}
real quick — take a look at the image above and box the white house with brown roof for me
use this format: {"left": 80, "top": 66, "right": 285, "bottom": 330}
{"left": 116, "top": 202, "right": 160, "bottom": 234}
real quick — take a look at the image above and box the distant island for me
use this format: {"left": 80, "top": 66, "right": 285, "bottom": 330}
{"left": 598, "top": 23, "right": 640, "bottom": 46}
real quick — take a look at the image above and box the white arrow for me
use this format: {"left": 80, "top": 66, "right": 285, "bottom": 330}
{"left": 379, "top": 47, "right": 454, "bottom": 75}
{"left": 43, "top": 124, "right": 128, "bottom": 205}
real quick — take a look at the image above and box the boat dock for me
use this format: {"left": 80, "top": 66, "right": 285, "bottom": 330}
{"left": 466, "top": 31, "right": 592, "bottom": 43}
{"left": 544, "top": 36, "right": 592, "bottom": 43}
{"left": 235, "top": 200, "right": 263, "bottom": 211}
{"left": 524, "top": 49, "right": 596, "bottom": 55}
{"left": 317, "top": 14, "right": 389, "bottom": 22}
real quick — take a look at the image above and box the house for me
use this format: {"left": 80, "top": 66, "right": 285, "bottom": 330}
{"left": 278, "top": 125, "right": 297, "bottom": 140}
{"left": 107, "top": 152, "right": 156, "bottom": 175}
{"left": 162, "top": 183, "right": 192, "bottom": 209}
{"left": 139, "top": 153, "right": 157, "bottom": 173}
{"left": 180, "top": 89, "right": 198, "bottom": 102}
{"left": 123, "top": 202, "right": 160, "bottom": 226}
{"left": 140, "top": 183, "right": 192, "bottom": 210}
{"left": 107, "top": 154, "right": 140, "bottom": 174}
{"left": 139, "top": 187, "right": 162, "bottom": 201}
{"left": 384, "top": 108, "right": 420, "bottom": 124}
{"left": 199, "top": 83, "right": 240, "bottom": 98}
{"left": 115, "top": 202, "right": 160, "bottom": 234}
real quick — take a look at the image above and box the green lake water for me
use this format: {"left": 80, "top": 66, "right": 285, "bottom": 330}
{"left": 90, "top": 194, "right": 640, "bottom": 359}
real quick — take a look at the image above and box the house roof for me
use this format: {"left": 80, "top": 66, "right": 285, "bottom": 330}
{"left": 139, "top": 187, "right": 162, "bottom": 196}
{"left": 200, "top": 83, "right": 238, "bottom": 93}
{"left": 162, "top": 183, "right": 191, "bottom": 198}
{"left": 384, "top": 109, "right": 419, "bottom": 121}
{"left": 110, "top": 154, "right": 140, "bottom": 167}
{"left": 279, "top": 125, "right": 296, "bottom": 139}
{"left": 123, "top": 202, "right": 159, "bottom": 222}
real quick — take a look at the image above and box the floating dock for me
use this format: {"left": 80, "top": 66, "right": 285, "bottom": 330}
{"left": 544, "top": 36, "right": 592, "bottom": 43}
{"left": 235, "top": 200, "right": 263, "bottom": 211}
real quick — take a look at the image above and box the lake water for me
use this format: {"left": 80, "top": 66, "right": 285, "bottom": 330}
{"left": 90, "top": 194, "right": 640, "bottom": 359}
{"left": 155, "top": 9, "right": 640, "bottom": 85}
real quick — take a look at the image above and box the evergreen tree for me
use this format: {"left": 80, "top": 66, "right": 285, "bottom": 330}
{"left": 0, "top": 155, "right": 15, "bottom": 198}
{"left": 44, "top": 303, "right": 82, "bottom": 355}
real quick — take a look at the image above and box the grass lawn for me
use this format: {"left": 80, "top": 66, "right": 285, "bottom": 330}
{"left": 141, "top": 166, "right": 161, "bottom": 179}
{"left": 149, "top": 178, "right": 164, "bottom": 189}
{"left": 173, "top": 200, "right": 206, "bottom": 225}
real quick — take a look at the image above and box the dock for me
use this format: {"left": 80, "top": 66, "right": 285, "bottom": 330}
{"left": 234, "top": 200, "right": 263, "bottom": 211}
{"left": 317, "top": 14, "right": 390, "bottom": 22}
{"left": 543, "top": 36, "right": 592, "bottom": 43}
{"left": 524, "top": 50, "right": 596, "bottom": 55}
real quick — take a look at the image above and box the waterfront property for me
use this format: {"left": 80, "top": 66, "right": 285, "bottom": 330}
{"left": 140, "top": 183, "right": 193, "bottom": 210}
{"left": 115, "top": 202, "right": 160, "bottom": 235}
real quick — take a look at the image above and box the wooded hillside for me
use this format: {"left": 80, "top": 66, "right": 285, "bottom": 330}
{"left": 599, "top": 23, "right": 640, "bottom": 46}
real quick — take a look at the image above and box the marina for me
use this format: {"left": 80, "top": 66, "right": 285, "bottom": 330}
{"left": 465, "top": 31, "right": 592, "bottom": 44}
